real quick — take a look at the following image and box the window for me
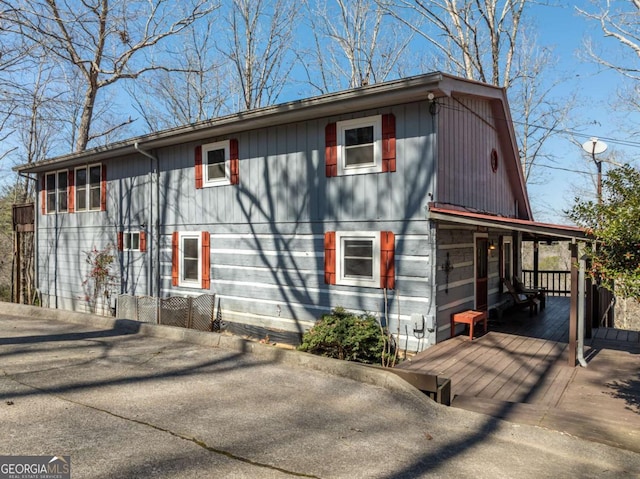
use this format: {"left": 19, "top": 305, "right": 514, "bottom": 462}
{"left": 324, "top": 231, "right": 395, "bottom": 289}
{"left": 502, "top": 237, "right": 513, "bottom": 282}
{"left": 117, "top": 231, "right": 147, "bottom": 252}
{"left": 172, "top": 231, "right": 210, "bottom": 289}
{"left": 338, "top": 116, "right": 381, "bottom": 175}
{"left": 325, "top": 114, "right": 396, "bottom": 177}
{"left": 125, "top": 232, "right": 140, "bottom": 251}
{"left": 75, "top": 164, "right": 105, "bottom": 211}
{"left": 44, "top": 171, "right": 69, "bottom": 214}
{"left": 195, "top": 139, "right": 239, "bottom": 188}
{"left": 204, "top": 140, "right": 230, "bottom": 185}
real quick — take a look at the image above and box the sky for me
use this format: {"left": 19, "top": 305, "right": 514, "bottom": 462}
{"left": 523, "top": 2, "right": 640, "bottom": 224}
{"left": 4, "top": 0, "right": 637, "bottom": 227}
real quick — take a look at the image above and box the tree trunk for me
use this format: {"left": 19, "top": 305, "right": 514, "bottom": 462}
{"left": 76, "top": 82, "right": 98, "bottom": 151}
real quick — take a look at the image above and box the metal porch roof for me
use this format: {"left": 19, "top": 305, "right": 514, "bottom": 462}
{"left": 428, "top": 205, "right": 588, "bottom": 242}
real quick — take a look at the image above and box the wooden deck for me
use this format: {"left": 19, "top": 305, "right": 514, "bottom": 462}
{"left": 398, "top": 297, "right": 640, "bottom": 452}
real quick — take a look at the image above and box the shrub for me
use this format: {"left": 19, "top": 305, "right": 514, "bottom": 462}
{"left": 298, "top": 307, "right": 392, "bottom": 364}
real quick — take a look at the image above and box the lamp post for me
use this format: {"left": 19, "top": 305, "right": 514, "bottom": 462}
{"left": 581, "top": 137, "right": 608, "bottom": 204}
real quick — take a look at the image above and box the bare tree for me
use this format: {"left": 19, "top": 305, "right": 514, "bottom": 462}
{"left": 577, "top": 1, "right": 640, "bottom": 80}
{"left": 220, "top": 0, "right": 300, "bottom": 110}
{"left": 1, "top": 0, "right": 217, "bottom": 152}
{"left": 577, "top": 1, "right": 640, "bottom": 134}
{"left": 380, "top": 0, "right": 573, "bottom": 185}
{"left": 380, "top": 0, "right": 527, "bottom": 87}
{"left": 302, "top": 0, "right": 416, "bottom": 93}
{"left": 129, "top": 14, "right": 230, "bottom": 131}
{"left": 508, "top": 29, "right": 575, "bottom": 183}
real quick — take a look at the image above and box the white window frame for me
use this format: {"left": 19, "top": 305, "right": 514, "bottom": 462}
{"left": 335, "top": 231, "right": 380, "bottom": 288}
{"left": 45, "top": 170, "right": 69, "bottom": 214}
{"left": 337, "top": 115, "right": 382, "bottom": 176}
{"left": 178, "top": 232, "right": 202, "bottom": 288}
{"left": 74, "top": 163, "right": 103, "bottom": 212}
{"left": 502, "top": 236, "right": 513, "bottom": 282}
{"left": 123, "top": 232, "right": 141, "bottom": 252}
{"left": 203, "top": 140, "right": 231, "bottom": 186}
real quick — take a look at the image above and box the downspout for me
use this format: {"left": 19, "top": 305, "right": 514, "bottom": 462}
{"left": 577, "top": 253, "right": 588, "bottom": 367}
{"left": 133, "top": 143, "right": 159, "bottom": 299}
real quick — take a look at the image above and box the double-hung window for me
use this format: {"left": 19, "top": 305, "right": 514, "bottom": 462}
{"left": 325, "top": 114, "right": 395, "bottom": 177}
{"left": 44, "top": 171, "right": 68, "bottom": 213}
{"left": 204, "top": 140, "right": 231, "bottom": 185}
{"left": 324, "top": 231, "right": 395, "bottom": 289}
{"left": 336, "top": 232, "right": 380, "bottom": 287}
{"left": 171, "top": 231, "right": 211, "bottom": 289}
{"left": 337, "top": 116, "right": 382, "bottom": 175}
{"left": 75, "top": 164, "right": 104, "bottom": 211}
{"left": 195, "top": 139, "right": 239, "bottom": 188}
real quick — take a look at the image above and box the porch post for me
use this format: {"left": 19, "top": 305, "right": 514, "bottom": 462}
{"left": 533, "top": 241, "right": 539, "bottom": 288}
{"left": 568, "top": 242, "right": 579, "bottom": 367}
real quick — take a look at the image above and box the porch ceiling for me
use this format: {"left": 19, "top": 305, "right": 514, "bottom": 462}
{"left": 428, "top": 205, "right": 589, "bottom": 242}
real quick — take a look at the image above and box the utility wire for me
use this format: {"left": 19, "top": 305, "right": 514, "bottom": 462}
{"left": 435, "top": 101, "right": 640, "bottom": 149}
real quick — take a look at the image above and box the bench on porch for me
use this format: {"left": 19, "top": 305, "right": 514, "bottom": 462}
{"left": 450, "top": 309, "right": 488, "bottom": 340}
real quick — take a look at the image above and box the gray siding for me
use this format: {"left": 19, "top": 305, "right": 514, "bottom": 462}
{"left": 437, "top": 96, "right": 518, "bottom": 216}
{"left": 434, "top": 225, "right": 510, "bottom": 341}
{"left": 36, "top": 101, "right": 439, "bottom": 352}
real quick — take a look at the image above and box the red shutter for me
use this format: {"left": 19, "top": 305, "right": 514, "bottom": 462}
{"left": 195, "top": 145, "right": 203, "bottom": 189}
{"left": 41, "top": 175, "right": 46, "bottom": 215}
{"left": 325, "top": 123, "right": 337, "bottom": 177}
{"left": 100, "top": 164, "right": 107, "bottom": 211}
{"left": 202, "top": 231, "right": 211, "bottom": 289}
{"left": 324, "top": 232, "right": 336, "bottom": 285}
{"left": 382, "top": 114, "right": 396, "bottom": 173}
{"left": 117, "top": 232, "right": 124, "bottom": 251}
{"left": 380, "top": 231, "right": 395, "bottom": 289}
{"left": 140, "top": 231, "right": 147, "bottom": 252}
{"left": 230, "top": 139, "right": 239, "bottom": 185}
{"left": 172, "top": 232, "right": 179, "bottom": 286}
{"left": 68, "top": 170, "right": 75, "bottom": 213}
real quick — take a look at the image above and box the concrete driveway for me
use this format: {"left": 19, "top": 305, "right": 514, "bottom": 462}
{"left": 1, "top": 304, "right": 639, "bottom": 478}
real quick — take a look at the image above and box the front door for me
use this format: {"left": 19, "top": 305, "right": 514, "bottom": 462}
{"left": 475, "top": 237, "right": 488, "bottom": 311}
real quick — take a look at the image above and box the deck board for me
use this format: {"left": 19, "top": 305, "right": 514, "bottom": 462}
{"left": 396, "top": 296, "right": 640, "bottom": 453}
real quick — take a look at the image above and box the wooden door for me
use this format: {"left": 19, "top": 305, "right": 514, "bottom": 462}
{"left": 476, "top": 237, "right": 488, "bottom": 311}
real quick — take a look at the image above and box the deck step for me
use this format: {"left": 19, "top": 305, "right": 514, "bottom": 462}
{"left": 452, "top": 394, "right": 640, "bottom": 453}
{"left": 452, "top": 395, "right": 549, "bottom": 426}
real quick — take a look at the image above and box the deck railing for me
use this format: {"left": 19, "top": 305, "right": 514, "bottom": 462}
{"left": 521, "top": 269, "right": 571, "bottom": 297}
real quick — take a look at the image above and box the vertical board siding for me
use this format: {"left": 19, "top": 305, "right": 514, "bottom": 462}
{"left": 437, "top": 96, "right": 517, "bottom": 216}
{"left": 37, "top": 101, "right": 440, "bottom": 352}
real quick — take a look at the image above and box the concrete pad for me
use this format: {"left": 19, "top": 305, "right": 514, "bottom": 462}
{"left": 1, "top": 304, "right": 639, "bottom": 478}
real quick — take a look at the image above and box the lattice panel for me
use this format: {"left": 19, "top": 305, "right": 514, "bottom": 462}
{"left": 191, "top": 294, "right": 214, "bottom": 331}
{"left": 160, "top": 296, "right": 190, "bottom": 328}
{"left": 137, "top": 296, "right": 159, "bottom": 324}
{"left": 116, "top": 295, "right": 138, "bottom": 321}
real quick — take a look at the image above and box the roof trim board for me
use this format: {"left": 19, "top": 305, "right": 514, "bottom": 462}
{"left": 428, "top": 205, "right": 588, "bottom": 242}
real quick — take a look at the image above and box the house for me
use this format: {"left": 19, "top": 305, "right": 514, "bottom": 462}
{"left": 16, "top": 72, "right": 586, "bottom": 352}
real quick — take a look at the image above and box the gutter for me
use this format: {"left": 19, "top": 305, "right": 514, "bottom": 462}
{"left": 15, "top": 71, "right": 499, "bottom": 174}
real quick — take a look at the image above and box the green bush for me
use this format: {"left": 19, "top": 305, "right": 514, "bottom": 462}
{"left": 298, "top": 307, "right": 392, "bottom": 364}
